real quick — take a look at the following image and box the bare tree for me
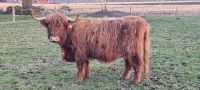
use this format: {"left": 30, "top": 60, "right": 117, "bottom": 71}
{"left": 122, "top": 0, "right": 125, "bottom": 4}
{"left": 0, "top": 0, "right": 6, "bottom": 2}
{"left": 101, "top": 0, "right": 108, "bottom": 11}
{"left": 22, "top": 0, "right": 32, "bottom": 9}
{"left": 22, "top": 0, "right": 32, "bottom": 14}
{"left": 101, "top": 0, "right": 104, "bottom": 10}
{"left": 104, "top": 0, "right": 107, "bottom": 11}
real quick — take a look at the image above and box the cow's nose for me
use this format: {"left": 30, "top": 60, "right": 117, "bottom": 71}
{"left": 49, "top": 36, "right": 60, "bottom": 42}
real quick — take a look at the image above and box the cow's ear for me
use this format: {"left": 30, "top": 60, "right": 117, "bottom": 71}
{"left": 40, "top": 19, "right": 47, "bottom": 26}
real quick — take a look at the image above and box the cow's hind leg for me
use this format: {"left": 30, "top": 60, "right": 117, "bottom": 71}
{"left": 84, "top": 60, "right": 91, "bottom": 78}
{"left": 120, "top": 59, "right": 131, "bottom": 80}
{"left": 132, "top": 54, "right": 144, "bottom": 84}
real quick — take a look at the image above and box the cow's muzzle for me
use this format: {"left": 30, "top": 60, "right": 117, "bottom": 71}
{"left": 49, "top": 36, "right": 60, "bottom": 43}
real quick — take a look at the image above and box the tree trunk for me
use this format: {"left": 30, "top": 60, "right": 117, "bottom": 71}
{"left": 22, "top": 0, "right": 32, "bottom": 15}
{"left": 22, "top": 0, "right": 32, "bottom": 9}
{"left": 76, "top": 0, "right": 78, "bottom": 4}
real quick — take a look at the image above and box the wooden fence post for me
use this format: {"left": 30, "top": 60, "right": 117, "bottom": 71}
{"left": 175, "top": 7, "right": 179, "bottom": 16}
{"left": 12, "top": 6, "right": 15, "bottom": 22}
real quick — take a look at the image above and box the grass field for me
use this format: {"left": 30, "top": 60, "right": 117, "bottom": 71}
{"left": 0, "top": 14, "right": 200, "bottom": 90}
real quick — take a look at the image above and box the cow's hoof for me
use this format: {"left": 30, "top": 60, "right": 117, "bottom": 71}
{"left": 132, "top": 79, "right": 141, "bottom": 84}
{"left": 75, "top": 80, "right": 82, "bottom": 85}
{"left": 85, "top": 74, "right": 91, "bottom": 79}
{"left": 119, "top": 77, "right": 127, "bottom": 80}
{"left": 131, "top": 81, "right": 140, "bottom": 85}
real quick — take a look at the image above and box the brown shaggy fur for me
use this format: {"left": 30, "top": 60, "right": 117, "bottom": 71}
{"left": 36, "top": 13, "right": 150, "bottom": 84}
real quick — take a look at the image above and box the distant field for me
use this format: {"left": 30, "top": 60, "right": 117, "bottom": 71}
{"left": 0, "top": 14, "right": 200, "bottom": 89}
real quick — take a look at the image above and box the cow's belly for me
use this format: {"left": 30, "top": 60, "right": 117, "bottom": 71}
{"left": 90, "top": 52, "right": 122, "bottom": 63}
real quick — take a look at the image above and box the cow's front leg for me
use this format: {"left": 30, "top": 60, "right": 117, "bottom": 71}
{"left": 76, "top": 60, "right": 85, "bottom": 83}
{"left": 85, "top": 60, "right": 91, "bottom": 78}
{"left": 120, "top": 59, "right": 131, "bottom": 80}
{"left": 60, "top": 47, "right": 65, "bottom": 60}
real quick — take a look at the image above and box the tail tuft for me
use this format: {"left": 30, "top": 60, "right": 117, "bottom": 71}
{"left": 143, "top": 24, "right": 150, "bottom": 78}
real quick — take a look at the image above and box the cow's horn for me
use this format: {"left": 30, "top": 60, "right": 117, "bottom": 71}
{"left": 68, "top": 13, "right": 79, "bottom": 22}
{"left": 30, "top": 9, "right": 46, "bottom": 21}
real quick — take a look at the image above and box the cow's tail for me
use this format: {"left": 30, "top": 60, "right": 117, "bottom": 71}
{"left": 143, "top": 23, "right": 150, "bottom": 78}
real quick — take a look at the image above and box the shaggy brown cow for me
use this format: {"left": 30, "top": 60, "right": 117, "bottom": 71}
{"left": 31, "top": 12, "right": 150, "bottom": 84}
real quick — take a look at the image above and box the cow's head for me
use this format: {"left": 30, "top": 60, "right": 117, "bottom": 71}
{"left": 31, "top": 12, "right": 79, "bottom": 43}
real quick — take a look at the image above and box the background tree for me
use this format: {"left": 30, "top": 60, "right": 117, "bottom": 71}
{"left": 0, "top": 0, "right": 6, "bottom": 2}
{"left": 22, "top": 0, "right": 32, "bottom": 9}
{"left": 22, "top": 0, "right": 32, "bottom": 15}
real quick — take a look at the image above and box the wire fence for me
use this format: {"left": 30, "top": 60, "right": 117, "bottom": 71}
{"left": 69, "top": 4, "right": 200, "bottom": 16}
{"left": 1, "top": 1, "right": 200, "bottom": 23}
{"left": 28, "top": 4, "right": 200, "bottom": 17}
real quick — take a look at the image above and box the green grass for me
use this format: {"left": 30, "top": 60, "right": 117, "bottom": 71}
{"left": 0, "top": 14, "right": 200, "bottom": 90}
